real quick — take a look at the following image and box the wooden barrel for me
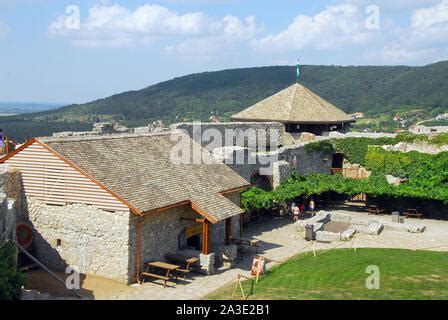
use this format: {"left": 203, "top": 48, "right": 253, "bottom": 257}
{"left": 16, "top": 223, "right": 34, "bottom": 249}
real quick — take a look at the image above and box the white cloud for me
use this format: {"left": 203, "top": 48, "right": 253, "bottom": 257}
{"left": 373, "top": 0, "right": 448, "bottom": 63}
{"left": 165, "top": 15, "right": 260, "bottom": 59}
{"left": 49, "top": 4, "right": 259, "bottom": 49}
{"left": 409, "top": 0, "right": 448, "bottom": 44}
{"left": 411, "top": 0, "right": 448, "bottom": 28}
{"left": 252, "top": 4, "right": 372, "bottom": 52}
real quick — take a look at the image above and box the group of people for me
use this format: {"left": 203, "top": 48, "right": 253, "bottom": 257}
{"left": 291, "top": 199, "right": 315, "bottom": 222}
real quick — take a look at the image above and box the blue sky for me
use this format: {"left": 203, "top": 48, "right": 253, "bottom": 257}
{"left": 0, "top": 0, "right": 447, "bottom": 103}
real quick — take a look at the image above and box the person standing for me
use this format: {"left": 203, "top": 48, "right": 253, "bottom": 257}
{"left": 293, "top": 205, "right": 300, "bottom": 222}
{"left": 291, "top": 201, "right": 296, "bottom": 215}
{"left": 299, "top": 203, "right": 305, "bottom": 216}
{"left": 0, "top": 128, "right": 6, "bottom": 154}
{"left": 309, "top": 199, "right": 316, "bottom": 215}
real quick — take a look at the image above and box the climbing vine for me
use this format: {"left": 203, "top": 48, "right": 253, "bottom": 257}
{"left": 242, "top": 134, "right": 448, "bottom": 211}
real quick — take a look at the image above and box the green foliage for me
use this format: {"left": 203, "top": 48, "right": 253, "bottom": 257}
{"left": 429, "top": 133, "right": 448, "bottom": 146}
{"left": 0, "top": 242, "right": 24, "bottom": 300}
{"left": 365, "top": 148, "right": 448, "bottom": 201}
{"left": 242, "top": 150, "right": 448, "bottom": 211}
{"left": 2, "top": 62, "right": 448, "bottom": 142}
{"left": 242, "top": 174, "right": 359, "bottom": 211}
{"left": 304, "top": 140, "right": 334, "bottom": 154}
{"left": 332, "top": 137, "right": 397, "bottom": 165}
{"left": 332, "top": 133, "right": 448, "bottom": 166}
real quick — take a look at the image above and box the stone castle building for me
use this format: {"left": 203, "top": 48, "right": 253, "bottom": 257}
{"left": 0, "top": 81, "right": 360, "bottom": 284}
{"left": 0, "top": 132, "right": 249, "bottom": 283}
{"left": 231, "top": 83, "right": 355, "bottom": 136}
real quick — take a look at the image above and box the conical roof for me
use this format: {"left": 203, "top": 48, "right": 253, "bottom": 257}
{"left": 231, "top": 83, "right": 354, "bottom": 124}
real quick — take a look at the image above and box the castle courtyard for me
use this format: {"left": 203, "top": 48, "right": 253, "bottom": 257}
{"left": 24, "top": 205, "right": 448, "bottom": 300}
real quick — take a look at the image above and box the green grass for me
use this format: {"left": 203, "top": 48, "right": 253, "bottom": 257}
{"left": 206, "top": 248, "right": 448, "bottom": 300}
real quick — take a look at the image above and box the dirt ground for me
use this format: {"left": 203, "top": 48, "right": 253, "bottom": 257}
{"left": 24, "top": 269, "right": 133, "bottom": 300}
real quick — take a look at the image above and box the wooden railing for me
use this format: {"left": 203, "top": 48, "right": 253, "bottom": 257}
{"left": 331, "top": 167, "right": 368, "bottom": 202}
{"left": 0, "top": 137, "right": 18, "bottom": 156}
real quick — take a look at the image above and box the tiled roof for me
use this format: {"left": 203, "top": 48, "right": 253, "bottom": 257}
{"left": 231, "top": 83, "right": 354, "bottom": 124}
{"left": 42, "top": 132, "right": 249, "bottom": 222}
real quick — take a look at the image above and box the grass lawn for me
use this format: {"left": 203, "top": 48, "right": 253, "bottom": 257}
{"left": 206, "top": 248, "right": 448, "bottom": 300}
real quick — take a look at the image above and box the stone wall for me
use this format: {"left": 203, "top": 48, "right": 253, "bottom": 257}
{"left": 20, "top": 190, "right": 243, "bottom": 283}
{"left": 382, "top": 142, "right": 448, "bottom": 154}
{"left": 0, "top": 165, "right": 19, "bottom": 243}
{"left": 52, "top": 122, "right": 131, "bottom": 138}
{"left": 128, "top": 205, "right": 199, "bottom": 281}
{"left": 409, "top": 126, "right": 448, "bottom": 134}
{"left": 172, "top": 122, "right": 285, "bottom": 149}
{"left": 23, "top": 196, "right": 133, "bottom": 283}
{"left": 128, "top": 194, "right": 242, "bottom": 280}
{"left": 279, "top": 145, "right": 333, "bottom": 176}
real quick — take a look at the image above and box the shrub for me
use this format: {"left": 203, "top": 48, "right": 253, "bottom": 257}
{"left": 0, "top": 242, "right": 24, "bottom": 300}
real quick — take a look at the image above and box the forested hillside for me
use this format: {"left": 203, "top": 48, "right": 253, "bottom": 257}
{"left": 1, "top": 61, "right": 447, "bottom": 141}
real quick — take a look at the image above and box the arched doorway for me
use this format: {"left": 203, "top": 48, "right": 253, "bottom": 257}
{"left": 332, "top": 153, "right": 344, "bottom": 169}
{"left": 250, "top": 172, "right": 273, "bottom": 191}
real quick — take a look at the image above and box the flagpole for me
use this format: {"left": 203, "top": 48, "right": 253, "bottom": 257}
{"left": 296, "top": 58, "right": 300, "bottom": 83}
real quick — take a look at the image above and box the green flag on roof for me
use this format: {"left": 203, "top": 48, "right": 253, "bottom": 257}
{"left": 296, "top": 59, "right": 300, "bottom": 82}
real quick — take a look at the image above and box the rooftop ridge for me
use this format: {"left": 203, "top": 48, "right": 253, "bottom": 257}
{"left": 288, "top": 83, "right": 300, "bottom": 120}
{"left": 40, "top": 130, "right": 181, "bottom": 144}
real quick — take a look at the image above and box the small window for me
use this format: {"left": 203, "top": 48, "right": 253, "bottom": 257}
{"left": 47, "top": 203, "right": 63, "bottom": 207}
{"left": 56, "top": 239, "right": 62, "bottom": 247}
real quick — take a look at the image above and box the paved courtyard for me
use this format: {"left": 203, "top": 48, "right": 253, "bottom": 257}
{"left": 98, "top": 205, "right": 448, "bottom": 300}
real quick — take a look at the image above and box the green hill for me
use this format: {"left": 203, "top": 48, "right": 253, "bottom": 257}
{"left": 2, "top": 61, "right": 448, "bottom": 141}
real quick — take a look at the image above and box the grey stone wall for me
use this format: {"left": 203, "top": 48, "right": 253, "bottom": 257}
{"left": 172, "top": 122, "right": 285, "bottom": 149}
{"left": 23, "top": 197, "right": 133, "bottom": 283}
{"left": 0, "top": 195, "right": 16, "bottom": 243}
{"left": 20, "top": 189, "right": 243, "bottom": 283}
{"left": 128, "top": 205, "right": 199, "bottom": 281}
{"left": 129, "top": 194, "right": 242, "bottom": 280}
{"left": 216, "top": 144, "right": 332, "bottom": 189}
{"left": 279, "top": 145, "right": 333, "bottom": 176}
{"left": 0, "top": 165, "right": 19, "bottom": 243}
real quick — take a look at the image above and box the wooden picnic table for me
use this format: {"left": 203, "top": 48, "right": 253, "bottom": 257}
{"left": 404, "top": 208, "right": 423, "bottom": 219}
{"left": 141, "top": 261, "right": 180, "bottom": 288}
{"left": 164, "top": 254, "right": 200, "bottom": 280}
{"left": 232, "top": 238, "right": 260, "bottom": 253}
{"left": 366, "top": 205, "right": 385, "bottom": 215}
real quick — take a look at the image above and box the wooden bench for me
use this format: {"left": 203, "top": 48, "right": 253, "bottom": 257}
{"left": 140, "top": 272, "right": 170, "bottom": 288}
{"left": 165, "top": 254, "right": 199, "bottom": 280}
{"left": 232, "top": 238, "right": 260, "bottom": 253}
{"left": 141, "top": 261, "right": 180, "bottom": 288}
{"left": 367, "top": 205, "right": 385, "bottom": 215}
{"left": 175, "top": 268, "right": 191, "bottom": 280}
{"left": 404, "top": 209, "right": 423, "bottom": 219}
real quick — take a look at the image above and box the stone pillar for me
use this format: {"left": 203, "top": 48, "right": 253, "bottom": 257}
{"left": 199, "top": 252, "right": 216, "bottom": 275}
